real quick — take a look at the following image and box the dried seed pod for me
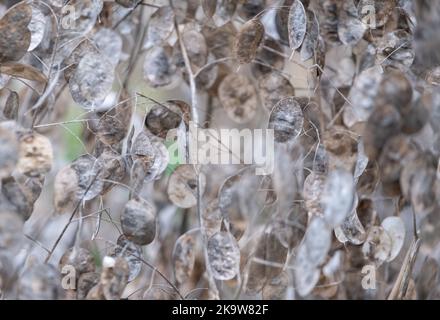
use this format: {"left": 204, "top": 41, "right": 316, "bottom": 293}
{"left": 59, "top": 247, "right": 96, "bottom": 275}
{"left": 145, "top": 100, "right": 189, "bottom": 138}
{"left": 322, "top": 169, "right": 355, "bottom": 228}
{"left": 213, "top": 0, "right": 237, "bottom": 27}
{"left": 95, "top": 149, "right": 127, "bottom": 194}
{"left": 92, "top": 28, "right": 122, "bottom": 67}
{"left": 60, "top": 0, "right": 103, "bottom": 36}
{"left": 288, "top": 0, "right": 307, "bottom": 50}
{"left": 3, "top": 89, "right": 19, "bottom": 120}
{"left": 233, "top": 19, "right": 265, "bottom": 64}
{"left": 207, "top": 231, "right": 240, "bottom": 280}
{"left": 69, "top": 52, "right": 115, "bottom": 109}
{"left": 203, "top": 22, "right": 236, "bottom": 60}
{"left": 262, "top": 272, "right": 289, "bottom": 300}
{"left": 337, "top": 0, "right": 365, "bottom": 46}
{"left": 143, "top": 45, "right": 177, "bottom": 88}
{"left": 315, "top": 0, "right": 340, "bottom": 46}
{"left": 109, "top": 235, "right": 142, "bottom": 282}
{"left": 71, "top": 154, "right": 104, "bottom": 201}
{"left": 258, "top": 72, "right": 295, "bottom": 111}
{"left": 300, "top": 9, "right": 319, "bottom": 61}
{"left": 53, "top": 166, "right": 79, "bottom": 213}
{"left": 303, "top": 171, "right": 326, "bottom": 216}
{"left": 0, "top": 2, "right": 32, "bottom": 63}
{"left": 357, "top": 0, "right": 396, "bottom": 28}
{"left": 202, "top": 0, "right": 217, "bottom": 18}
{"left": 304, "top": 216, "right": 332, "bottom": 266}
{"left": 100, "top": 256, "right": 129, "bottom": 300}
{"left": 362, "top": 226, "right": 392, "bottom": 266}
{"left": 17, "top": 131, "right": 53, "bottom": 177}
{"left": 294, "top": 244, "right": 320, "bottom": 297}
{"left": 381, "top": 216, "right": 405, "bottom": 262}
{"left": 376, "top": 30, "right": 414, "bottom": 68}
{"left": 269, "top": 97, "right": 304, "bottom": 143}
{"left": 17, "top": 263, "right": 62, "bottom": 300}
{"left": 238, "top": 0, "right": 266, "bottom": 20}
{"left": 167, "top": 165, "right": 206, "bottom": 209}
{"left": 335, "top": 211, "right": 367, "bottom": 245}
{"left": 376, "top": 69, "right": 412, "bottom": 112}
{"left": 182, "top": 27, "right": 208, "bottom": 68}
{"left": 196, "top": 53, "right": 219, "bottom": 90}
{"left": 28, "top": 5, "right": 46, "bottom": 52}
{"left": 0, "top": 126, "right": 19, "bottom": 179}
{"left": 172, "top": 231, "right": 196, "bottom": 285}
{"left": 0, "top": 211, "right": 24, "bottom": 252}
{"left": 146, "top": 6, "right": 175, "bottom": 47}
{"left": 356, "top": 160, "right": 379, "bottom": 196}
{"left": 251, "top": 38, "right": 285, "bottom": 78}
{"left": 77, "top": 272, "right": 100, "bottom": 300}
{"left": 218, "top": 73, "right": 258, "bottom": 123}
{"left": 1, "top": 176, "right": 36, "bottom": 220}
{"left": 121, "top": 197, "right": 156, "bottom": 246}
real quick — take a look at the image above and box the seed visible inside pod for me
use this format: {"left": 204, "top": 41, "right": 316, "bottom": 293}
{"left": 17, "top": 131, "right": 53, "bottom": 177}
{"left": 121, "top": 197, "right": 156, "bottom": 246}
{"left": 233, "top": 19, "right": 265, "bottom": 64}
{"left": 145, "top": 100, "right": 189, "bottom": 138}
{"left": 269, "top": 97, "right": 304, "bottom": 143}
{"left": 94, "top": 149, "right": 127, "bottom": 195}
{"left": 258, "top": 72, "right": 295, "bottom": 111}
{"left": 172, "top": 231, "right": 196, "bottom": 285}
{"left": 108, "top": 235, "right": 142, "bottom": 282}
{"left": 71, "top": 154, "right": 104, "bottom": 201}
{"left": 100, "top": 256, "right": 129, "bottom": 300}
{"left": 17, "top": 263, "right": 62, "bottom": 300}
{"left": 218, "top": 73, "right": 258, "bottom": 124}
{"left": 207, "top": 231, "right": 240, "bottom": 280}
{"left": 288, "top": 0, "right": 307, "bottom": 50}
{"left": 167, "top": 165, "right": 206, "bottom": 208}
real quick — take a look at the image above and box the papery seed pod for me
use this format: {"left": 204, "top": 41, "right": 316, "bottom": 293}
{"left": 233, "top": 19, "right": 265, "bottom": 65}
{"left": 95, "top": 149, "right": 127, "bottom": 194}
{"left": 251, "top": 38, "right": 285, "bottom": 78}
{"left": 17, "top": 263, "right": 62, "bottom": 300}
{"left": 121, "top": 197, "right": 156, "bottom": 246}
{"left": 77, "top": 272, "right": 100, "bottom": 300}
{"left": 108, "top": 235, "right": 142, "bottom": 282}
{"left": 288, "top": 0, "right": 307, "bottom": 50}
{"left": 315, "top": 0, "right": 340, "bottom": 46}
{"left": 213, "top": 0, "right": 237, "bottom": 27}
{"left": 238, "top": 0, "right": 266, "bottom": 20}
{"left": 62, "top": 40, "right": 98, "bottom": 83}
{"left": 322, "top": 169, "right": 355, "bottom": 228}
{"left": 17, "top": 131, "right": 53, "bottom": 177}
{"left": 196, "top": 53, "right": 219, "bottom": 90}
{"left": 376, "top": 69, "right": 412, "bottom": 112}
{"left": 172, "top": 231, "right": 196, "bottom": 285}
{"left": 92, "top": 28, "right": 122, "bottom": 67}
{"left": 1, "top": 176, "right": 35, "bottom": 221}
{"left": 3, "top": 89, "right": 19, "bottom": 120}
{"left": 337, "top": 0, "right": 365, "bottom": 46}
{"left": 53, "top": 166, "right": 79, "bottom": 213}
{"left": 262, "top": 272, "right": 289, "bottom": 300}
{"left": 143, "top": 46, "right": 177, "bottom": 88}
{"left": 203, "top": 22, "right": 236, "bottom": 60}
{"left": 146, "top": 6, "right": 175, "bottom": 47}
{"left": 381, "top": 216, "right": 405, "bottom": 262}
{"left": 71, "top": 154, "right": 104, "bottom": 201}
{"left": 28, "top": 5, "right": 46, "bottom": 52}
{"left": 303, "top": 171, "right": 326, "bottom": 216}
{"left": 335, "top": 211, "right": 367, "bottom": 245}
{"left": 182, "top": 27, "right": 208, "bottom": 68}
{"left": 304, "top": 216, "right": 332, "bottom": 266}
{"left": 167, "top": 165, "right": 206, "bottom": 208}
{"left": 60, "top": 0, "right": 103, "bottom": 36}
{"left": 202, "top": 0, "right": 217, "bottom": 19}
{"left": 356, "top": 160, "right": 379, "bottom": 196}
{"left": 376, "top": 30, "right": 414, "bottom": 69}
{"left": 300, "top": 9, "right": 319, "bottom": 61}
{"left": 259, "top": 72, "right": 295, "bottom": 111}
{"left": 0, "top": 126, "right": 19, "bottom": 179}
{"left": 357, "top": 0, "right": 396, "bottom": 29}
{"left": 269, "top": 97, "right": 304, "bottom": 143}
{"left": 294, "top": 244, "right": 320, "bottom": 297}
{"left": 207, "top": 231, "right": 240, "bottom": 280}
{"left": 322, "top": 126, "right": 358, "bottom": 172}
{"left": 362, "top": 226, "right": 392, "bottom": 266}
{"left": 0, "top": 2, "right": 32, "bottom": 63}
{"left": 59, "top": 247, "right": 96, "bottom": 276}
{"left": 145, "top": 100, "right": 190, "bottom": 138}
{"left": 100, "top": 256, "right": 129, "bottom": 300}
{"left": 218, "top": 73, "right": 258, "bottom": 123}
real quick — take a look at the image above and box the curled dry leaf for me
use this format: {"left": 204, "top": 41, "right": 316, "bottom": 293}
{"left": 218, "top": 73, "right": 257, "bottom": 124}
{"left": 0, "top": 62, "right": 47, "bottom": 84}
{"left": 207, "top": 231, "right": 240, "bottom": 280}
{"left": 121, "top": 197, "right": 156, "bottom": 246}
{"left": 167, "top": 165, "right": 206, "bottom": 209}
{"left": 233, "top": 19, "right": 265, "bottom": 65}
{"left": 172, "top": 231, "right": 196, "bottom": 285}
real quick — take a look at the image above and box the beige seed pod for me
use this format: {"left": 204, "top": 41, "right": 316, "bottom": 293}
{"left": 233, "top": 19, "right": 265, "bottom": 64}
{"left": 100, "top": 256, "right": 129, "bottom": 300}
{"left": 121, "top": 197, "right": 156, "bottom": 246}
{"left": 53, "top": 166, "right": 79, "bottom": 214}
{"left": 172, "top": 231, "right": 196, "bottom": 286}
{"left": 59, "top": 247, "right": 96, "bottom": 276}
{"left": 167, "top": 165, "right": 206, "bottom": 209}
{"left": 17, "top": 131, "right": 53, "bottom": 177}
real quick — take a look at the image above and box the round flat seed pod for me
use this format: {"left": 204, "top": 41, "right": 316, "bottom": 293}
{"left": 60, "top": 0, "right": 103, "bottom": 36}
{"left": 0, "top": 3, "right": 32, "bottom": 63}
{"left": 92, "top": 28, "right": 122, "bottom": 67}
{"left": 53, "top": 166, "right": 79, "bottom": 213}
{"left": 62, "top": 39, "right": 98, "bottom": 83}
{"left": 77, "top": 272, "right": 100, "bottom": 300}
{"left": 182, "top": 28, "right": 208, "bottom": 68}
{"left": 146, "top": 6, "right": 175, "bottom": 47}
{"left": 303, "top": 171, "right": 326, "bottom": 215}
{"left": 381, "top": 216, "right": 405, "bottom": 262}
{"left": 172, "top": 231, "right": 196, "bottom": 285}
{"left": 167, "top": 165, "right": 206, "bottom": 208}
{"left": 322, "top": 169, "right": 355, "bottom": 227}
{"left": 17, "top": 263, "right": 62, "bottom": 300}
{"left": 0, "top": 127, "right": 19, "bottom": 179}
{"left": 100, "top": 256, "right": 129, "bottom": 300}
{"left": 218, "top": 73, "right": 257, "bottom": 123}
{"left": 143, "top": 45, "right": 176, "bottom": 88}
{"left": 304, "top": 216, "right": 332, "bottom": 266}
{"left": 234, "top": 19, "right": 265, "bottom": 64}
{"left": 259, "top": 72, "right": 295, "bottom": 111}
{"left": 335, "top": 211, "right": 366, "bottom": 245}
{"left": 362, "top": 226, "right": 392, "bottom": 266}
{"left": 109, "top": 235, "right": 142, "bottom": 282}
{"left": 207, "top": 231, "right": 240, "bottom": 280}
{"left": 17, "top": 131, "right": 53, "bottom": 177}
{"left": 376, "top": 30, "right": 414, "bottom": 69}
{"left": 1, "top": 176, "right": 36, "bottom": 220}
{"left": 95, "top": 149, "right": 127, "bottom": 194}
{"left": 145, "top": 100, "right": 189, "bottom": 138}
{"left": 269, "top": 97, "right": 304, "bottom": 143}
{"left": 59, "top": 247, "right": 96, "bottom": 275}
{"left": 288, "top": 0, "right": 307, "bottom": 50}
{"left": 121, "top": 197, "right": 156, "bottom": 246}
{"left": 69, "top": 52, "right": 115, "bottom": 109}
{"left": 337, "top": 0, "right": 365, "bottom": 46}
{"left": 71, "top": 154, "right": 104, "bottom": 201}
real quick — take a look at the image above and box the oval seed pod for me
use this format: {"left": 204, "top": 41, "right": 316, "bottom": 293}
{"left": 362, "top": 226, "right": 392, "bottom": 266}
{"left": 269, "top": 97, "right": 304, "bottom": 143}
{"left": 53, "top": 166, "right": 79, "bottom": 213}
{"left": 59, "top": 247, "right": 96, "bottom": 275}
{"left": 288, "top": 0, "right": 307, "bottom": 50}
{"left": 145, "top": 100, "right": 190, "bottom": 138}
{"left": 172, "top": 231, "right": 196, "bottom": 285}
{"left": 70, "top": 154, "right": 104, "bottom": 201}
{"left": 251, "top": 38, "right": 285, "bottom": 78}
{"left": 109, "top": 235, "right": 142, "bottom": 282}
{"left": 17, "top": 131, "right": 53, "bottom": 177}
{"left": 335, "top": 211, "right": 366, "bottom": 245}
{"left": 322, "top": 169, "right": 355, "bottom": 228}
{"left": 28, "top": 5, "right": 46, "bottom": 52}
{"left": 121, "top": 197, "right": 156, "bottom": 246}
{"left": 92, "top": 28, "right": 122, "bottom": 67}
{"left": 77, "top": 272, "right": 100, "bottom": 300}
{"left": 294, "top": 244, "right": 320, "bottom": 297}
{"left": 17, "top": 263, "right": 62, "bottom": 300}
{"left": 300, "top": 9, "right": 319, "bottom": 61}
{"left": 207, "top": 231, "right": 240, "bottom": 280}
{"left": 381, "top": 216, "right": 405, "bottom": 262}
{"left": 167, "top": 165, "right": 206, "bottom": 209}
{"left": 145, "top": 6, "right": 175, "bottom": 47}
{"left": 304, "top": 216, "right": 332, "bottom": 266}
{"left": 3, "top": 89, "right": 19, "bottom": 120}
{"left": 182, "top": 27, "right": 208, "bottom": 69}
{"left": 376, "top": 30, "right": 414, "bottom": 69}
{"left": 143, "top": 46, "right": 177, "bottom": 88}
{"left": 60, "top": 0, "right": 103, "bottom": 36}
{"left": 303, "top": 171, "right": 326, "bottom": 216}
{"left": 1, "top": 176, "right": 36, "bottom": 221}
{"left": 0, "top": 126, "right": 19, "bottom": 179}
{"left": 202, "top": 0, "right": 217, "bottom": 19}
{"left": 95, "top": 149, "right": 127, "bottom": 195}
{"left": 233, "top": 19, "right": 265, "bottom": 64}
{"left": 100, "top": 256, "right": 129, "bottom": 300}
{"left": 258, "top": 72, "right": 295, "bottom": 111}
{"left": 337, "top": 0, "right": 365, "bottom": 46}
{"left": 218, "top": 73, "right": 257, "bottom": 123}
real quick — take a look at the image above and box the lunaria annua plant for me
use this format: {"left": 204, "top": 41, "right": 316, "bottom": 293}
{"left": 1, "top": 0, "right": 440, "bottom": 302}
